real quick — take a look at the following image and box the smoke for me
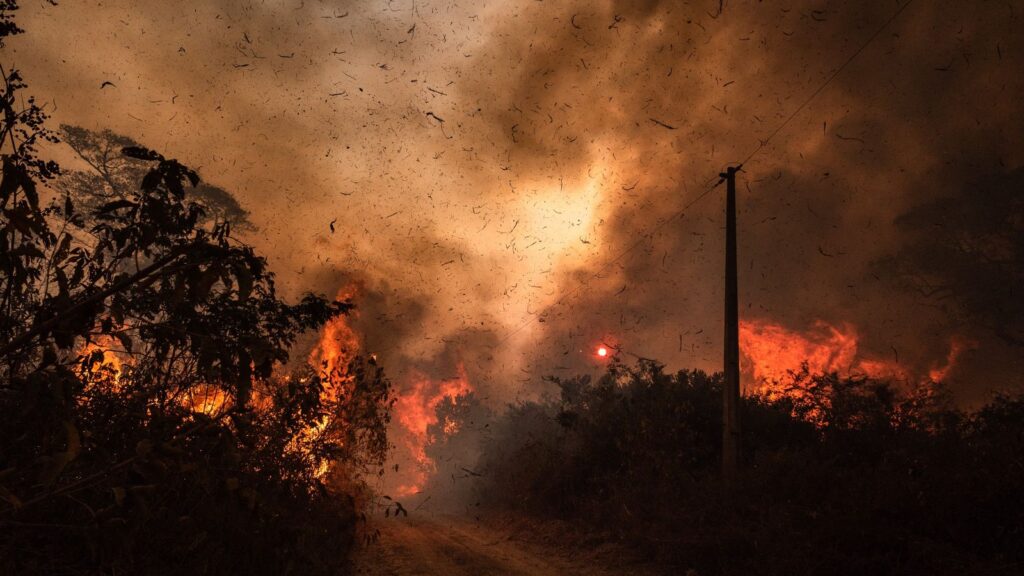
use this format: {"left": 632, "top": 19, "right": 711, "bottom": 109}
{"left": 10, "top": 0, "right": 1023, "bottom": 494}
{"left": 490, "top": 0, "right": 1024, "bottom": 401}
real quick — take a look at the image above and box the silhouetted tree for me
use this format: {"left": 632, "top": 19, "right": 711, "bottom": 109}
{"left": 57, "top": 125, "right": 255, "bottom": 230}
{"left": 422, "top": 391, "right": 493, "bottom": 508}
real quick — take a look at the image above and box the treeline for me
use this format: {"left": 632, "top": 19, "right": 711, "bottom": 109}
{"left": 1, "top": 4, "right": 390, "bottom": 574}
{"left": 432, "top": 360, "right": 1024, "bottom": 575}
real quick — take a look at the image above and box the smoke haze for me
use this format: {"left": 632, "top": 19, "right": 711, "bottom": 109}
{"left": 10, "top": 0, "right": 1023, "bottom": 492}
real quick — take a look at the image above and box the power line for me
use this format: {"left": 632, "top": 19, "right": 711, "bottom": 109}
{"left": 738, "top": 0, "right": 916, "bottom": 167}
{"left": 496, "top": 0, "right": 917, "bottom": 346}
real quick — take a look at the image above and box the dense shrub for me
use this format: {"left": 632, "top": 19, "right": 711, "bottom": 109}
{"left": 469, "top": 359, "right": 1024, "bottom": 575}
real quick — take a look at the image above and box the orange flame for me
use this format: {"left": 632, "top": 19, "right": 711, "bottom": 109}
{"left": 390, "top": 363, "right": 473, "bottom": 496}
{"left": 79, "top": 339, "right": 125, "bottom": 373}
{"left": 78, "top": 335, "right": 237, "bottom": 416}
{"left": 739, "top": 318, "right": 965, "bottom": 392}
{"left": 182, "top": 384, "right": 231, "bottom": 416}
{"left": 77, "top": 335, "right": 131, "bottom": 396}
{"left": 739, "top": 319, "right": 906, "bottom": 385}
{"left": 304, "top": 287, "right": 362, "bottom": 478}
{"left": 309, "top": 289, "right": 360, "bottom": 378}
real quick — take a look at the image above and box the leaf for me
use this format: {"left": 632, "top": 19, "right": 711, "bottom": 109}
{"left": 171, "top": 273, "right": 187, "bottom": 304}
{"left": 113, "top": 331, "right": 134, "bottom": 354}
{"left": 0, "top": 467, "right": 23, "bottom": 506}
{"left": 240, "top": 488, "right": 257, "bottom": 510}
{"left": 236, "top": 265, "right": 253, "bottom": 301}
{"left": 41, "top": 345, "right": 57, "bottom": 367}
{"left": 21, "top": 175, "right": 39, "bottom": 210}
{"left": 65, "top": 422, "right": 82, "bottom": 461}
{"left": 193, "top": 266, "right": 221, "bottom": 301}
{"left": 129, "top": 485, "right": 157, "bottom": 514}
{"left": 53, "top": 233, "right": 72, "bottom": 265}
{"left": 0, "top": 483, "right": 22, "bottom": 508}
{"left": 5, "top": 207, "right": 35, "bottom": 236}
{"left": 38, "top": 421, "right": 81, "bottom": 485}
{"left": 55, "top": 267, "right": 69, "bottom": 300}
{"left": 141, "top": 169, "right": 162, "bottom": 192}
{"left": 121, "top": 146, "right": 163, "bottom": 161}
{"left": 69, "top": 259, "right": 85, "bottom": 286}
{"left": 166, "top": 173, "right": 185, "bottom": 198}
{"left": 8, "top": 244, "right": 44, "bottom": 259}
{"left": 110, "top": 299, "right": 126, "bottom": 326}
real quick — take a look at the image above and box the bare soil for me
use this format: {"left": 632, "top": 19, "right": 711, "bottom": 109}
{"left": 350, "top": 513, "right": 668, "bottom": 576}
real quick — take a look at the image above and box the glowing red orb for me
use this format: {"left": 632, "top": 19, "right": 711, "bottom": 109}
{"left": 597, "top": 346, "right": 608, "bottom": 358}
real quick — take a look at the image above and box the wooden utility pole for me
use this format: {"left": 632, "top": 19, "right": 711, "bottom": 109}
{"left": 721, "top": 165, "right": 741, "bottom": 482}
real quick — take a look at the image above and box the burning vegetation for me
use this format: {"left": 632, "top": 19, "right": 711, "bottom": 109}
{"left": 739, "top": 318, "right": 968, "bottom": 394}
{"left": 442, "top": 359, "right": 1024, "bottom": 575}
{"left": 305, "top": 285, "right": 477, "bottom": 497}
{"left": 390, "top": 367, "right": 474, "bottom": 496}
{"left": 3, "top": 1, "right": 1023, "bottom": 575}
{"left": 0, "top": 15, "right": 392, "bottom": 572}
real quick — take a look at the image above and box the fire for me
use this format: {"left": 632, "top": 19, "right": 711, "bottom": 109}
{"left": 739, "top": 318, "right": 965, "bottom": 391}
{"left": 79, "top": 335, "right": 240, "bottom": 416}
{"left": 182, "top": 384, "right": 231, "bottom": 417}
{"left": 597, "top": 346, "right": 609, "bottom": 358}
{"left": 305, "top": 289, "right": 480, "bottom": 494}
{"left": 74, "top": 291, "right": 370, "bottom": 481}
{"left": 739, "top": 319, "right": 904, "bottom": 385}
{"left": 304, "top": 288, "right": 363, "bottom": 478}
{"left": 308, "top": 289, "right": 360, "bottom": 377}
{"left": 79, "top": 336, "right": 126, "bottom": 375}
{"left": 442, "top": 416, "right": 461, "bottom": 436}
{"left": 390, "top": 363, "right": 473, "bottom": 496}
{"left": 928, "top": 338, "right": 968, "bottom": 383}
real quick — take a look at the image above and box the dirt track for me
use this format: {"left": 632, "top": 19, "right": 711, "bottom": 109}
{"left": 350, "top": 513, "right": 663, "bottom": 576}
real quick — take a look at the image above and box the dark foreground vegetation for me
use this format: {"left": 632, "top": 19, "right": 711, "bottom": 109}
{"left": 1, "top": 4, "right": 391, "bottom": 573}
{"left": 431, "top": 360, "right": 1024, "bottom": 576}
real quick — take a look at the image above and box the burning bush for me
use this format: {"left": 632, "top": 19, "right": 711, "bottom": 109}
{"left": 0, "top": 11, "right": 392, "bottom": 572}
{"left": 419, "top": 391, "right": 494, "bottom": 510}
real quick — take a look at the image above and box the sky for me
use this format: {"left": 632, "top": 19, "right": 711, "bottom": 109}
{"left": 8, "top": 0, "right": 1023, "bottom": 425}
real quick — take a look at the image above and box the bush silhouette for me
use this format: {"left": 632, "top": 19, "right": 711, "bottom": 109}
{"left": 469, "top": 359, "right": 1024, "bottom": 575}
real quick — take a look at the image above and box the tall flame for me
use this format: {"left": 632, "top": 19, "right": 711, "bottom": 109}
{"left": 308, "top": 288, "right": 360, "bottom": 377}
{"left": 304, "top": 287, "right": 362, "bottom": 478}
{"left": 390, "top": 363, "right": 473, "bottom": 496}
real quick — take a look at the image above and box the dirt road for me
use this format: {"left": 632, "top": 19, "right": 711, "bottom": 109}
{"left": 350, "top": 513, "right": 664, "bottom": 576}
